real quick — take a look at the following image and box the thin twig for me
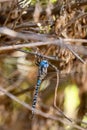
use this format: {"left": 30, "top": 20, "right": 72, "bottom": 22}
{"left": 0, "top": 41, "right": 87, "bottom": 56}
{"left": 49, "top": 63, "right": 72, "bottom": 122}
{"left": 18, "top": 49, "right": 59, "bottom": 61}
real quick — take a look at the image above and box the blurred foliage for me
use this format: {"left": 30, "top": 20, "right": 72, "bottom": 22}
{"left": 82, "top": 116, "right": 87, "bottom": 128}
{"left": 64, "top": 84, "right": 80, "bottom": 119}
{"left": 19, "top": 0, "right": 57, "bottom": 7}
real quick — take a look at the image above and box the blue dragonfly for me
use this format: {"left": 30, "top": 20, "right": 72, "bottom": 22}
{"left": 32, "top": 59, "right": 49, "bottom": 115}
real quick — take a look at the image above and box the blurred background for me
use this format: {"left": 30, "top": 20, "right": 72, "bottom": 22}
{"left": 0, "top": 0, "right": 87, "bottom": 130}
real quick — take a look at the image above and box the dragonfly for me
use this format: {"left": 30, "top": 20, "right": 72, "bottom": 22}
{"left": 32, "top": 59, "right": 49, "bottom": 115}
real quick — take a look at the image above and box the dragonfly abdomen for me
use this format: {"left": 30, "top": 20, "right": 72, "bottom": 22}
{"left": 32, "top": 79, "right": 41, "bottom": 114}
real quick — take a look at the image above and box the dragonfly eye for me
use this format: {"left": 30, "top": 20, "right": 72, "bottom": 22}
{"left": 40, "top": 60, "right": 49, "bottom": 68}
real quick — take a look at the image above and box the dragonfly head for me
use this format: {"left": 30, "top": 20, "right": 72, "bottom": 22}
{"left": 40, "top": 60, "right": 49, "bottom": 68}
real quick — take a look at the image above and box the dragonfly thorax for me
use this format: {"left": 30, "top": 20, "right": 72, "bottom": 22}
{"left": 38, "top": 60, "right": 49, "bottom": 80}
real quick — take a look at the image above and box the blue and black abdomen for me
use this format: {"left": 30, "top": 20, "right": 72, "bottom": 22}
{"left": 32, "top": 60, "right": 49, "bottom": 114}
